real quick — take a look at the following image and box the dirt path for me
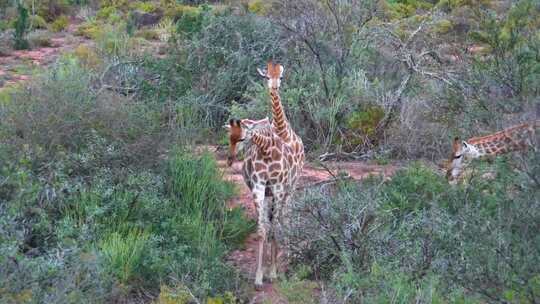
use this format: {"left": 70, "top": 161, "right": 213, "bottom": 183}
{"left": 0, "top": 20, "right": 91, "bottom": 91}
{"left": 213, "top": 147, "right": 397, "bottom": 303}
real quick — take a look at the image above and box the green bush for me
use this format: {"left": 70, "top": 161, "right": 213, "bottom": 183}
{"left": 288, "top": 153, "right": 540, "bottom": 303}
{"left": 29, "top": 14, "right": 48, "bottom": 30}
{"left": 96, "top": 5, "right": 121, "bottom": 23}
{"left": 136, "top": 28, "right": 160, "bottom": 40}
{"left": 75, "top": 20, "right": 101, "bottom": 39}
{"left": 27, "top": 30, "right": 53, "bottom": 48}
{"left": 131, "top": 1, "right": 158, "bottom": 13}
{"left": 379, "top": 163, "right": 448, "bottom": 217}
{"left": 0, "top": 57, "right": 164, "bottom": 171}
{"left": 35, "top": 0, "right": 70, "bottom": 22}
{"left": 247, "top": 0, "right": 271, "bottom": 15}
{"left": 99, "top": 229, "right": 150, "bottom": 285}
{"left": 0, "top": 142, "right": 253, "bottom": 301}
{"left": 12, "top": 2, "right": 29, "bottom": 50}
{"left": 50, "top": 14, "right": 69, "bottom": 32}
{"left": 142, "top": 11, "right": 283, "bottom": 134}
{"left": 174, "top": 4, "right": 210, "bottom": 38}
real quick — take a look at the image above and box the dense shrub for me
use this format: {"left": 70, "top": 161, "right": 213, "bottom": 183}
{"left": 12, "top": 2, "right": 30, "bottom": 50}
{"left": 141, "top": 9, "right": 283, "bottom": 133}
{"left": 0, "top": 149, "right": 253, "bottom": 301}
{"left": 29, "top": 15, "right": 48, "bottom": 30}
{"left": 27, "top": 30, "right": 53, "bottom": 48}
{"left": 50, "top": 15, "right": 69, "bottom": 32}
{"left": 288, "top": 152, "right": 540, "bottom": 303}
{"left": 35, "top": 0, "right": 70, "bottom": 22}
{"left": 1, "top": 57, "right": 164, "bottom": 171}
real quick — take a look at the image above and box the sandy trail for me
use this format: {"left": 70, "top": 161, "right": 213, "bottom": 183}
{"left": 213, "top": 147, "right": 397, "bottom": 303}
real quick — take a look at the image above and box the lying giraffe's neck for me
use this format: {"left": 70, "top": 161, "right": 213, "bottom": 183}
{"left": 467, "top": 122, "right": 536, "bottom": 158}
{"left": 270, "top": 88, "right": 290, "bottom": 142}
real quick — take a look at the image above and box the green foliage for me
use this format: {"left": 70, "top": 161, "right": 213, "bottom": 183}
{"left": 174, "top": 4, "right": 211, "bottom": 38}
{"left": 142, "top": 10, "right": 283, "bottom": 131}
{"left": 29, "top": 14, "right": 48, "bottom": 30}
{"left": 72, "top": 44, "right": 102, "bottom": 69}
{"left": 50, "top": 14, "right": 69, "bottom": 32}
{"left": 35, "top": 0, "right": 70, "bottom": 22}
{"left": 276, "top": 270, "right": 319, "bottom": 304}
{"left": 380, "top": 163, "right": 448, "bottom": 216}
{"left": 247, "top": 0, "right": 271, "bottom": 15}
{"left": 96, "top": 5, "right": 122, "bottom": 24}
{"left": 13, "top": 2, "right": 30, "bottom": 50}
{"left": 384, "top": 0, "right": 434, "bottom": 19}
{"left": 345, "top": 105, "right": 385, "bottom": 146}
{"left": 76, "top": 20, "right": 101, "bottom": 39}
{"left": 289, "top": 152, "right": 540, "bottom": 303}
{"left": 136, "top": 28, "right": 160, "bottom": 40}
{"left": 27, "top": 30, "right": 53, "bottom": 48}
{"left": 434, "top": 19, "right": 453, "bottom": 34}
{"left": 442, "top": 0, "right": 540, "bottom": 129}
{"left": 131, "top": 1, "right": 158, "bottom": 13}
{"left": 99, "top": 0, "right": 129, "bottom": 10}
{"left": 99, "top": 229, "right": 150, "bottom": 284}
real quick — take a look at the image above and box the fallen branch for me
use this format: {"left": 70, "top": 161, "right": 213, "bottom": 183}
{"left": 296, "top": 175, "right": 354, "bottom": 191}
{"left": 319, "top": 151, "right": 372, "bottom": 162}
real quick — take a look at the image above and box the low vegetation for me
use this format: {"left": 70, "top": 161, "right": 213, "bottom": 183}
{"left": 0, "top": 0, "right": 538, "bottom": 302}
{"left": 287, "top": 156, "right": 540, "bottom": 303}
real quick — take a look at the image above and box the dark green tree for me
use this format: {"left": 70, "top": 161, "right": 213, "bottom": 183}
{"left": 13, "top": 1, "right": 30, "bottom": 50}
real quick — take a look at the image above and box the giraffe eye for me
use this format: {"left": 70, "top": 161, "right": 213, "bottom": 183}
{"left": 453, "top": 154, "right": 462, "bottom": 159}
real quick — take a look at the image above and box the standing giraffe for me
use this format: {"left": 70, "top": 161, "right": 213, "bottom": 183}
{"left": 225, "top": 117, "right": 297, "bottom": 288}
{"left": 447, "top": 121, "right": 538, "bottom": 182}
{"left": 257, "top": 62, "right": 305, "bottom": 179}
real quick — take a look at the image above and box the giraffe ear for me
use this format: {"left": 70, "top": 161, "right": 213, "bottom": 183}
{"left": 257, "top": 68, "right": 267, "bottom": 78}
{"left": 279, "top": 65, "right": 284, "bottom": 78}
{"left": 452, "top": 137, "right": 460, "bottom": 151}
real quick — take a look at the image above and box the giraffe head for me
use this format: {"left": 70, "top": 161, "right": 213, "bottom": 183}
{"left": 224, "top": 117, "right": 271, "bottom": 166}
{"left": 257, "top": 61, "right": 284, "bottom": 90}
{"left": 446, "top": 137, "right": 481, "bottom": 182}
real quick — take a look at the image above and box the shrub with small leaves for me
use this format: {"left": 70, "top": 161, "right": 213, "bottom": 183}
{"left": 50, "top": 15, "right": 69, "bottom": 32}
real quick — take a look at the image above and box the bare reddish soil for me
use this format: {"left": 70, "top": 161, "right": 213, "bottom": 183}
{"left": 0, "top": 21, "right": 91, "bottom": 90}
{"left": 214, "top": 148, "right": 397, "bottom": 303}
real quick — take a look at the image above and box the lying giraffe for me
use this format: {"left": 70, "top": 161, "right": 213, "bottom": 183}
{"left": 447, "top": 121, "right": 538, "bottom": 183}
{"left": 225, "top": 117, "right": 297, "bottom": 289}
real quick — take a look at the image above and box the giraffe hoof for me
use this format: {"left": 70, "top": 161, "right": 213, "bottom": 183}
{"left": 254, "top": 283, "right": 264, "bottom": 291}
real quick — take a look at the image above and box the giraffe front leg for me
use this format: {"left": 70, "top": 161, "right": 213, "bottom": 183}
{"left": 253, "top": 185, "right": 268, "bottom": 289}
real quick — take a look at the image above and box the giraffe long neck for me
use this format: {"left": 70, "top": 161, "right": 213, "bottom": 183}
{"left": 468, "top": 122, "right": 536, "bottom": 157}
{"left": 270, "top": 88, "right": 290, "bottom": 142}
{"left": 251, "top": 132, "right": 273, "bottom": 151}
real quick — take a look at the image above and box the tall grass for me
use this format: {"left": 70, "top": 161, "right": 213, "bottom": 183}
{"left": 166, "top": 150, "right": 254, "bottom": 251}
{"left": 99, "top": 229, "right": 150, "bottom": 284}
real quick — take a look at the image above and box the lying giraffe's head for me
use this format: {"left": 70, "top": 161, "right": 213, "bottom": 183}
{"left": 446, "top": 137, "right": 481, "bottom": 182}
{"left": 257, "top": 61, "right": 284, "bottom": 90}
{"left": 224, "top": 117, "right": 271, "bottom": 166}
